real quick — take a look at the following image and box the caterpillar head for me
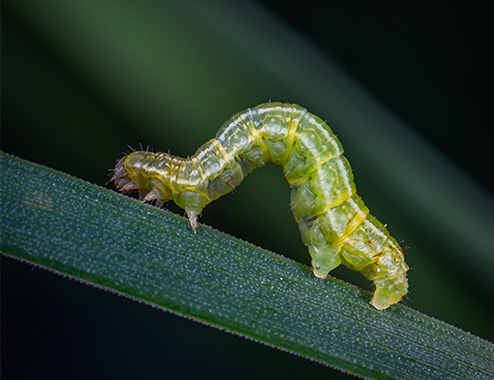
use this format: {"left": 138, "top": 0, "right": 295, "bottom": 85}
{"left": 112, "top": 152, "right": 171, "bottom": 200}
{"left": 112, "top": 151, "right": 210, "bottom": 232}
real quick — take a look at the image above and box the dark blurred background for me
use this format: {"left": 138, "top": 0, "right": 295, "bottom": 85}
{"left": 2, "top": 1, "right": 493, "bottom": 379}
{"left": 261, "top": 1, "right": 493, "bottom": 192}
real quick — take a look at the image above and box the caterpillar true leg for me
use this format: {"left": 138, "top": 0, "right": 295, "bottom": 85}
{"left": 112, "top": 102, "right": 409, "bottom": 309}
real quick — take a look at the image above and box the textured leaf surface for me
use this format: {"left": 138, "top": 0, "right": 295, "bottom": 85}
{"left": 1, "top": 152, "right": 493, "bottom": 380}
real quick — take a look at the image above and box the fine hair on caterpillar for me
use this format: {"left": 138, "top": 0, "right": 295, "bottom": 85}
{"left": 112, "top": 102, "right": 409, "bottom": 310}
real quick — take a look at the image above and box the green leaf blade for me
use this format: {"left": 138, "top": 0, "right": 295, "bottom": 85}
{"left": 1, "top": 152, "right": 493, "bottom": 379}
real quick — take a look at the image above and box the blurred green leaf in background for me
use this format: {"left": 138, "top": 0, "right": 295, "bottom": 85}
{"left": 2, "top": 0, "right": 493, "bottom": 379}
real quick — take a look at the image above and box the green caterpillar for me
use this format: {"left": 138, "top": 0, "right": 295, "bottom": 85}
{"left": 112, "top": 102, "right": 409, "bottom": 309}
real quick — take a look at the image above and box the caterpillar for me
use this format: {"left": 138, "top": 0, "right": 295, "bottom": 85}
{"left": 112, "top": 102, "right": 409, "bottom": 310}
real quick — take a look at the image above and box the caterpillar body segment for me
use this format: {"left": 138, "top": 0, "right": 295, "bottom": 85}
{"left": 112, "top": 102, "right": 409, "bottom": 310}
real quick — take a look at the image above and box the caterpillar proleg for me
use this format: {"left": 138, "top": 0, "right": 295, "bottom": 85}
{"left": 112, "top": 102, "right": 409, "bottom": 309}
